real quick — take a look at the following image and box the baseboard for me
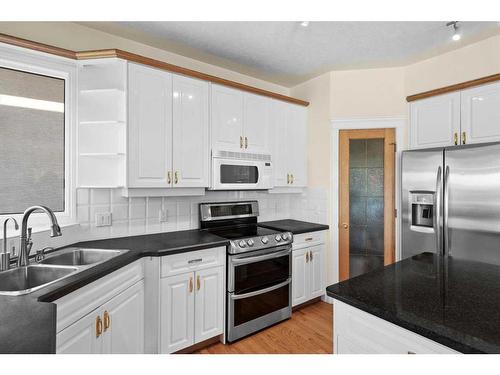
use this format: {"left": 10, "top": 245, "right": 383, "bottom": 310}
{"left": 174, "top": 335, "right": 222, "bottom": 354}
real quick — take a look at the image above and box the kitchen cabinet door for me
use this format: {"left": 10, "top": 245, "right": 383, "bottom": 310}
{"left": 102, "top": 280, "right": 145, "bottom": 354}
{"left": 161, "top": 272, "right": 195, "bottom": 353}
{"left": 243, "top": 92, "right": 271, "bottom": 154}
{"left": 308, "top": 244, "right": 326, "bottom": 299}
{"left": 461, "top": 81, "right": 500, "bottom": 145}
{"left": 292, "top": 248, "right": 309, "bottom": 307}
{"left": 56, "top": 310, "right": 102, "bottom": 354}
{"left": 194, "top": 266, "right": 224, "bottom": 343}
{"left": 172, "top": 75, "right": 210, "bottom": 188}
{"left": 409, "top": 92, "right": 461, "bottom": 149}
{"left": 288, "top": 104, "right": 308, "bottom": 187}
{"left": 211, "top": 84, "right": 244, "bottom": 152}
{"left": 271, "top": 100, "right": 290, "bottom": 187}
{"left": 128, "top": 63, "right": 173, "bottom": 187}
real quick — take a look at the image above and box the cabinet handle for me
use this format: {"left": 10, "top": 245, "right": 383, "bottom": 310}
{"left": 197, "top": 275, "right": 201, "bottom": 291}
{"left": 240, "top": 136, "right": 243, "bottom": 149}
{"left": 309, "top": 250, "right": 313, "bottom": 261}
{"left": 167, "top": 171, "right": 172, "bottom": 184}
{"left": 290, "top": 174, "right": 294, "bottom": 184}
{"left": 454, "top": 132, "right": 458, "bottom": 146}
{"left": 103, "top": 310, "right": 110, "bottom": 332}
{"left": 462, "top": 131, "right": 466, "bottom": 145}
{"left": 174, "top": 171, "right": 179, "bottom": 184}
{"left": 96, "top": 315, "right": 103, "bottom": 338}
{"left": 306, "top": 251, "right": 309, "bottom": 263}
{"left": 287, "top": 174, "right": 290, "bottom": 184}
{"left": 189, "top": 277, "right": 193, "bottom": 293}
{"left": 245, "top": 136, "right": 248, "bottom": 149}
{"left": 305, "top": 237, "right": 313, "bottom": 242}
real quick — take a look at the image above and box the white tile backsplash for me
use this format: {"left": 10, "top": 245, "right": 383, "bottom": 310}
{"left": 71, "top": 187, "right": 329, "bottom": 241}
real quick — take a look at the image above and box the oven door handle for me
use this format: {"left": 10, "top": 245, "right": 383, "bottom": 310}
{"left": 230, "top": 278, "right": 291, "bottom": 300}
{"left": 231, "top": 247, "right": 291, "bottom": 265}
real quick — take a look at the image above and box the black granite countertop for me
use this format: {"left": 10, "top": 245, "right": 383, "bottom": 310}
{"left": 259, "top": 219, "right": 329, "bottom": 234}
{"left": 327, "top": 252, "right": 500, "bottom": 353}
{"left": 0, "top": 229, "right": 228, "bottom": 354}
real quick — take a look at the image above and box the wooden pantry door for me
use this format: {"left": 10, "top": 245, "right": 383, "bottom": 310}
{"left": 339, "top": 129, "right": 395, "bottom": 281}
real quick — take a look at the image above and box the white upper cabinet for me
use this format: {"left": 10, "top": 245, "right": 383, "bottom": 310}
{"left": 211, "top": 84, "right": 273, "bottom": 154}
{"left": 128, "top": 63, "right": 173, "bottom": 187}
{"left": 271, "top": 100, "right": 308, "bottom": 188}
{"left": 211, "top": 84, "right": 244, "bottom": 152}
{"left": 172, "top": 75, "right": 210, "bottom": 187}
{"left": 461, "top": 81, "right": 500, "bottom": 145}
{"left": 243, "top": 92, "right": 271, "bottom": 153}
{"left": 409, "top": 92, "right": 461, "bottom": 149}
{"left": 128, "top": 63, "right": 210, "bottom": 191}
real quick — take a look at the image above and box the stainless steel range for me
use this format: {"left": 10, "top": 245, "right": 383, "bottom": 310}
{"left": 199, "top": 201, "right": 293, "bottom": 343}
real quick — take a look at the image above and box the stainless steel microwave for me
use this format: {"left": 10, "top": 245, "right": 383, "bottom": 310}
{"left": 210, "top": 150, "right": 273, "bottom": 190}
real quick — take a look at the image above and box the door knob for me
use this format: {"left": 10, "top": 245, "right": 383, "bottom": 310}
{"left": 342, "top": 223, "right": 349, "bottom": 229}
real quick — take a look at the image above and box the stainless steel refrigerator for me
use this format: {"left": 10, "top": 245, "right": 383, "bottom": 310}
{"left": 402, "top": 141, "right": 500, "bottom": 265}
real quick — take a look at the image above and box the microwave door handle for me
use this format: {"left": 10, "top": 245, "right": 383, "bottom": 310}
{"left": 231, "top": 247, "right": 291, "bottom": 265}
{"left": 434, "top": 166, "right": 442, "bottom": 253}
{"left": 443, "top": 165, "right": 450, "bottom": 256}
{"left": 230, "top": 278, "right": 291, "bottom": 300}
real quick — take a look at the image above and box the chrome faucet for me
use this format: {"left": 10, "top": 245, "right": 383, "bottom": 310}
{"left": 1, "top": 217, "right": 19, "bottom": 271}
{"left": 17, "top": 206, "right": 62, "bottom": 267}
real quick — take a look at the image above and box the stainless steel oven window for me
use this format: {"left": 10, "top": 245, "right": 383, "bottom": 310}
{"left": 228, "top": 246, "right": 292, "bottom": 292}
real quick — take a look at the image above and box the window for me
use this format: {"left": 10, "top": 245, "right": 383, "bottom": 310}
{"left": 0, "top": 66, "right": 66, "bottom": 215}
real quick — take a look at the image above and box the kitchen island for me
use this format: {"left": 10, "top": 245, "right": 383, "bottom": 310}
{"left": 327, "top": 252, "right": 500, "bottom": 354}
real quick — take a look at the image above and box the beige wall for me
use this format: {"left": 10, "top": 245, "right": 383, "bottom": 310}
{"left": 0, "top": 22, "right": 289, "bottom": 95}
{"left": 405, "top": 33, "right": 500, "bottom": 96}
{"left": 330, "top": 68, "right": 406, "bottom": 119}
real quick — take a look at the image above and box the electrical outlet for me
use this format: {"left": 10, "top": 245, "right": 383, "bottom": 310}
{"left": 159, "top": 208, "right": 168, "bottom": 222}
{"left": 95, "top": 212, "right": 112, "bottom": 227}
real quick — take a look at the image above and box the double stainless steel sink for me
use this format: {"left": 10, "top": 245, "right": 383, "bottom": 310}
{"left": 0, "top": 248, "right": 128, "bottom": 296}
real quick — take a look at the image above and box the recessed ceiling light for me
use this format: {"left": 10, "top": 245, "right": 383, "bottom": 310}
{"left": 300, "top": 21, "right": 309, "bottom": 27}
{"left": 447, "top": 21, "right": 461, "bottom": 41}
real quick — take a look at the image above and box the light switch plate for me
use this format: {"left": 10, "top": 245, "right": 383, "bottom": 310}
{"left": 95, "top": 212, "right": 112, "bottom": 227}
{"left": 159, "top": 208, "right": 168, "bottom": 222}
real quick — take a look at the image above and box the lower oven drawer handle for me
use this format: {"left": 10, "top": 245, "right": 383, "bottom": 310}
{"left": 231, "top": 278, "right": 291, "bottom": 300}
{"left": 231, "top": 248, "right": 291, "bottom": 265}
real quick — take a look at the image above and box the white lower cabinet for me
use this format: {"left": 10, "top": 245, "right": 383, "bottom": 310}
{"left": 56, "top": 309, "right": 102, "bottom": 354}
{"left": 160, "top": 247, "right": 225, "bottom": 353}
{"left": 160, "top": 272, "right": 195, "bottom": 353}
{"left": 55, "top": 260, "right": 145, "bottom": 354}
{"left": 334, "top": 300, "right": 459, "bottom": 354}
{"left": 57, "top": 279, "right": 145, "bottom": 354}
{"left": 292, "top": 231, "right": 326, "bottom": 307}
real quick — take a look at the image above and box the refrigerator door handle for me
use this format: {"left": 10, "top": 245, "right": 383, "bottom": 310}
{"left": 434, "top": 166, "right": 442, "bottom": 253}
{"left": 443, "top": 165, "right": 450, "bottom": 256}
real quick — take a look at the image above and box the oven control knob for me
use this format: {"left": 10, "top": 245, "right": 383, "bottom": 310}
{"left": 261, "top": 236, "right": 269, "bottom": 244}
{"left": 281, "top": 233, "right": 290, "bottom": 241}
{"left": 238, "top": 240, "right": 247, "bottom": 248}
{"left": 275, "top": 235, "right": 282, "bottom": 242}
{"left": 246, "top": 239, "right": 255, "bottom": 247}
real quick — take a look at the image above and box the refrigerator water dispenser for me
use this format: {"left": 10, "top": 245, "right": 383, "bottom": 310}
{"left": 410, "top": 192, "right": 434, "bottom": 229}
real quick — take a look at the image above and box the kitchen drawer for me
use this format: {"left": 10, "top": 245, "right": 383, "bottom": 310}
{"left": 334, "top": 300, "right": 458, "bottom": 354}
{"left": 160, "top": 246, "right": 226, "bottom": 278}
{"left": 292, "top": 231, "right": 326, "bottom": 250}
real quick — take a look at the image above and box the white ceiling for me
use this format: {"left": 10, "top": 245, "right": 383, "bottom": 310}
{"left": 82, "top": 21, "right": 500, "bottom": 87}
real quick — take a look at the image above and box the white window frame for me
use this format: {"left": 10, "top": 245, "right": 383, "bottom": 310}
{"left": 0, "top": 43, "right": 77, "bottom": 236}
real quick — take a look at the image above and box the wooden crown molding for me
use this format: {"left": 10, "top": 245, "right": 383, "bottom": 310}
{"left": 407, "top": 73, "right": 500, "bottom": 102}
{"left": 0, "top": 33, "right": 309, "bottom": 107}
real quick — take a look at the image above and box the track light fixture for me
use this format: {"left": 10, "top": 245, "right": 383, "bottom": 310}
{"left": 447, "top": 21, "right": 461, "bottom": 41}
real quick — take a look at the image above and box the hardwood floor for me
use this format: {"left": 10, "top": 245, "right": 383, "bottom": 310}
{"left": 194, "top": 301, "right": 333, "bottom": 354}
